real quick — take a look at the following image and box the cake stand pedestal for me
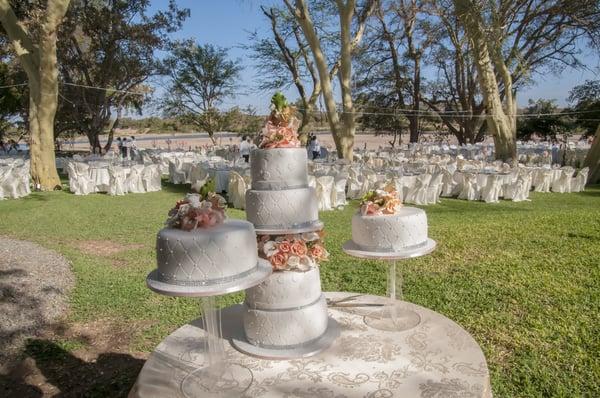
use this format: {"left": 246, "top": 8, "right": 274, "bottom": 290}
{"left": 342, "top": 238, "right": 436, "bottom": 332}
{"left": 129, "top": 292, "right": 492, "bottom": 398}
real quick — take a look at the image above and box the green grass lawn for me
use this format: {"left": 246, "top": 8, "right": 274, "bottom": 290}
{"left": 1, "top": 182, "right": 599, "bottom": 397}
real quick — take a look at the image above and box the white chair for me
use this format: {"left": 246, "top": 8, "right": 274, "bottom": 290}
{"left": 125, "top": 164, "right": 146, "bottom": 193}
{"left": 0, "top": 168, "right": 20, "bottom": 199}
{"left": 405, "top": 174, "right": 431, "bottom": 205}
{"left": 168, "top": 160, "right": 187, "bottom": 184}
{"left": 533, "top": 169, "right": 553, "bottom": 193}
{"left": 108, "top": 166, "right": 128, "bottom": 196}
{"left": 426, "top": 173, "right": 443, "bottom": 204}
{"left": 457, "top": 173, "right": 479, "bottom": 201}
{"left": 227, "top": 171, "right": 247, "bottom": 209}
{"left": 142, "top": 165, "right": 162, "bottom": 192}
{"left": 308, "top": 175, "right": 317, "bottom": 189}
{"left": 331, "top": 177, "right": 347, "bottom": 208}
{"left": 507, "top": 173, "right": 531, "bottom": 202}
{"left": 480, "top": 174, "right": 503, "bottom": 203}
{"left": 571, "top": 167, "right": 589, "bottom": 192}
{"left": 66, "top": 162, "right": 95, "bottom": 195}
{"left": 316, "top": 175, "right": 334, "bottom": 211}
{"left": 551, "top": 168, "right": 574, "bottom": 193}
{"left": 440, "top": 169, "right": 456, "bottom": 197}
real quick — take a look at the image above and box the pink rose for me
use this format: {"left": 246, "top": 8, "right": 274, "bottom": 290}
{"left": 270, "top": 251, "right": 288, "bottom": 270}
{"left": 309, "top": 244, "right": 328, "bottom": 261}
{"left": 180, "top": 215, "right": 197, "bottom": 231}
{"left": 361, "top": 202, "right": 381, "bottom": 216}
{"left": 290, "top": 240, "right": 308, "bottom": 256}
{"left": 278, "top": 240, "right": 291, "bottom": 253}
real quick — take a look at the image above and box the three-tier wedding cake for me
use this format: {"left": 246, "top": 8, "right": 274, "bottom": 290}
{"left": 238, "top": 93, "right": 335, "bottom": 355}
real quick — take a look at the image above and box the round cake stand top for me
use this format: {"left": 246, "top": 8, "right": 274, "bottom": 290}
{"left": 146, "top": 259, "right": 272, "bottom": 297}
{"left": 129, "top": 292, "right": 492, "bottom": 398}
{"left": 253, "top": 220, "right": 324, "bottom": 235}
{"left": 342, "top": 238, "right": 437, "bottom": 260}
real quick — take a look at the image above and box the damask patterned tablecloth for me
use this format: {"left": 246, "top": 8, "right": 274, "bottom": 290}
{"left": 129, "top": 292, "right": 492, "bottom": 397}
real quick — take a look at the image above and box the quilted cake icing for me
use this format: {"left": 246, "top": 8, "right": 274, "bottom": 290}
{"left": 155, "top": 220, "right": 259, "bottom": 285}
{"left": 351, "top": 207, "right": 428, "bottom": 251}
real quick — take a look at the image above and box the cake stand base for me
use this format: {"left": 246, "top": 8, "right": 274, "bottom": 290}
{"left": 179, "top": 363, "right": 253, "bottom": 398}
{"left": 230, "top": 317, "right": 340, "bottom": 360}
{"left": 363, "top": 304, "right": 421, "bottom": 332}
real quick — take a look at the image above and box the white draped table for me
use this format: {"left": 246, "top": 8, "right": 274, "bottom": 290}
{"left": 129, "top": 292, "right": 492, "bottom": 398}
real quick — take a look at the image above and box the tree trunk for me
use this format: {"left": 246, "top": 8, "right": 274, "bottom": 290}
{"left": 337, "top": 2, "right": 356, "bottom": 161}
{"left": 584, "top": 124, "right": 600, "bottom": 184}
{"left": 0, "top": 0, "right": 69, "bottom": 190}
{"left": 455, "top": 0, "right": 516, "bottom": 161}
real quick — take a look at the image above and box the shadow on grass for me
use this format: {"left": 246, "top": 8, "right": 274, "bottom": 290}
{"left": 577, "top": 186, "right": 600, "bottom": 197}
{"left": 159, "top": 180, "right": 192, "bottom": 195}
{"left": 1, "top": 340, "right": 144, "bottom": 398}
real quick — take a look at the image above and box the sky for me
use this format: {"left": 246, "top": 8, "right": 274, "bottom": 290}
{"left": 148, "top": 0, "right": 600, "bottom": 115}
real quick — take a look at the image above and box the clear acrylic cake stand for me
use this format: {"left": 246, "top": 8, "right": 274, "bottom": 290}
{"left": 342, "top": 239, "right": 436, "bottom": 332}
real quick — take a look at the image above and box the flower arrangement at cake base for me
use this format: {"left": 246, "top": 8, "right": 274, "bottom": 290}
{"left": 240, "top": 230, "right": 332, "bottom": 350}
{"left": 258, "top": 231, "right": 329, "bottom": 272}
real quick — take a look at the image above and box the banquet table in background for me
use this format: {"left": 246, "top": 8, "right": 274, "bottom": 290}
{"left": 129, "top": 292, "right": 492, "bottom": 398}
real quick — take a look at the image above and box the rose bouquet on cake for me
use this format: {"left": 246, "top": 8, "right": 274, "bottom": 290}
{"left": 257, "top": 231, "right": 329, "bottom": 272}
{"left": 166, "top": 192, "right": 227, "bottom": 230}
{"left": 360, "top": 188, "right": 403, "bottom": 216}
{"left": 259, "top": 92, "right": 301, "bottom": 149}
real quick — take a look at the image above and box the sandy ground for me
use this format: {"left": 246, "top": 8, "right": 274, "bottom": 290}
{"left": 60, "top": 129, "right": 482, "bottom": 153}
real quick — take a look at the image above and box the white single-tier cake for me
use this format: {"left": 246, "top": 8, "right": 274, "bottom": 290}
{"left": 351, "top": 207, "right": 428, "bottom": 251}
{"left": 155, "top": 220, "right": 259, "bottom": 285}
{"left": 245, "top": 187, "right": 319, "bottom": 229}
{"left": 243, "top": 268, "right": 328, "bottom": 347}
{"left": 251, "top": 148, "right": 308, "bottom": 190}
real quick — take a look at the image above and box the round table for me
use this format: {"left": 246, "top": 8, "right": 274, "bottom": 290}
{"left": 129, "top": 292, "right": 492, "bottom": 398}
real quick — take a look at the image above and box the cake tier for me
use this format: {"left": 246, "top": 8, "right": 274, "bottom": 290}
{"left": 251, "top": 148, "right": 308, "bottom": 190}
{"left": 245, "top": 187, "right": 319, "bottom": 230}
{"left": 351, "top": 207, "right": 428, "bottom": 251}
{"left": 156, "top": 220, "right": 258, "bottom": 285}
{"left": 245, "top": 268, "right": 322, "bottom": 310}
{"left": 243, "top": 294, "right": 328, "bottom": 347}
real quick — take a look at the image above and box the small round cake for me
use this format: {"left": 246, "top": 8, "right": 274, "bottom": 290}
{"left": 156, "top": 220, "right": 259, "bottom": 285}
{"left": 352, "top": 207, "right": 428, "bottom": 251}
{"left": 147, "top": 193, "right": 271, "bottom": 296}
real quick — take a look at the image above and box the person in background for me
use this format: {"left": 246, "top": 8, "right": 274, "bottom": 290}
{"left": 122, "top": 137, "right": 130, "bottom": 159}
{"left": 240, "top": 135, "right": 251, "bottom": 163}
{"left": 117, "top": 137, "right": 124, "bottom": 158}
{"left": 309, "top": 135, "right": 321, "bottom": 160}
{"left": 130, "top": 136, "right": 137, "bottom": 160}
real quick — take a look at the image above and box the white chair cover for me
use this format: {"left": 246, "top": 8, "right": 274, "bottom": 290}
{"left": 108, "top": 166, "right": 128, "bottom": 196}
{"left": 571, "top": 167, "right": 589, "bottom": 192}
{"left": 67, "top": 162, "right": 95, "bottom": 195}
{"left": 533, "top": 169, "right": 553, "bottom": 193}
{"left": 440, "top": 169, "right": 456, "bottom": 197}
{"left": 168, "top": 160, "right": 187, "bottom": 184}
{"left": 126, "top": 164, "right": 146, "bottom": 193}
{"left": 142, "top": 165, "right": 162, "bottom": 192}
{"left": 426, "top": 173, "right": 443, "bottom": 204}
{"left": 480, "top": 174, "right": 503, "bottom": 203}
{"left": 227, "top": 171, "right": 247, "bottom": 209}
{"left": 405, "top": 174, "right": 431, "bottom": 205}
{"left": 457, "top": 173, "right": 479, "bottom": 201}
{"left": 316, "top": 175, "right": 334, "bottom": 211}
{"left": 331, "top": 177, "right": 347, "bottom": 208}
{"left": 509, "top": 172, "right": 532, "bottom": 202}
{"left": 551, "top": 168, "right": 573, "bottom": 193}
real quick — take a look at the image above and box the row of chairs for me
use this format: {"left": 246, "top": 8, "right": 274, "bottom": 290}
{"left": 66, "top": 162, "right": 161, "bottom": 196}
